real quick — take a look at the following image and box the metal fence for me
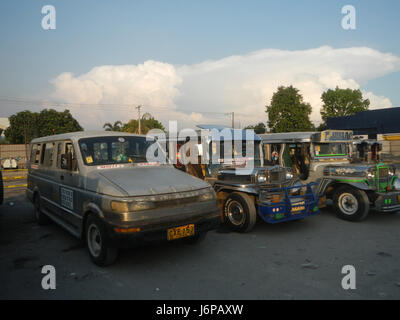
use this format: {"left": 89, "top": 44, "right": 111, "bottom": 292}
{"left": 0, "top": 144, "right": 29, "bottom": 168}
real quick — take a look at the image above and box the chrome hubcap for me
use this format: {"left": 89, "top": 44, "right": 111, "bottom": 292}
{"left": 227, "top": 200, "right": 245, "bottom": 226}
{"left": 87, "top": 224, "right": 102, "bottom": 258}
{"left": 338, "top": 193, "right": 358, "bottom": 215}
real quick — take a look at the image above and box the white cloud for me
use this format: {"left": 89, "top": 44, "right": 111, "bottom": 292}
{"left": 50, "top": 46, "right": 400, "bottom": 130}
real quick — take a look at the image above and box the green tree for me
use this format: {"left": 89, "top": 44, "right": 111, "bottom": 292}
{"left": 244, "top": 122, "right": 267, "bottom": 134}
{"left": 4, "top": 109, "right": 83, "bottom": 144}
{"left": 122, "top": 115, "right": 165, "bottom": 134}
{"left": 4, "top": 110, "right": 39, "bottom": 144}
{"left": 103, "top": 121, "right": 123, "bottom": 131}
{"left": 266, "top": 86, "right": 314, "bottom": 133}
{"left": 320, "top": 87, "right": 370, "bottom": 125}
{"left": 37, "top": 109, "right": 83, "bottom": 136}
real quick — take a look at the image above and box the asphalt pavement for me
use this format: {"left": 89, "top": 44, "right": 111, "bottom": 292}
{"left": 1, "top": 190, "right": 400, "bottom": 300}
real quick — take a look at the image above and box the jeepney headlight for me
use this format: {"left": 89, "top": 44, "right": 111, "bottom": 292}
{"left": 388, "top": 168, "right": 395, "bottom": 176}
{"left": 110, "top": 200, "right": 156, "bottom": 212}
{"left": 286, "top": 172, "right": 294, "bottom": 180}
{"left": 393, "top": 178, "right": 400, "bottom": 191}
{"left": 199, "top": 189, "right": 216, "bottom": 201}
{"left": 366, "top": 171, "right": 375, "bottom": 179}
{"left": 257, "top": 173, "right": 267, "bottom": 183}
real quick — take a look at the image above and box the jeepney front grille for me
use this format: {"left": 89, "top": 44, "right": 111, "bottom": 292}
{"left": 268, "top": 169, "right": 286, "bottom": 184}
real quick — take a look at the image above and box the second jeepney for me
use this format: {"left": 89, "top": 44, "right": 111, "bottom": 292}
{"left": 260, "top": 130, "right": 400, "bottom": 221}
{"left": 163, "top": 125, "right": 319, "bottom": 232}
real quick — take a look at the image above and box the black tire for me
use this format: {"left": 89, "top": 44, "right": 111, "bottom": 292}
{"left": 0, "top": 170, "right": 3, "bottom": 205}
{"left": 333, "top": 186, "right": 370, "bottom": 222}
{"left": 85, "top": 214, "right": 118, "bottom": 266}
{"left": 183, "top": 232, "right": 207, "bottom": 245}
{"left": 33, "top": 194, "right": 50, "bottom": 225}
{"left": 222, "top": 192, "right": 257, "bottom": 232}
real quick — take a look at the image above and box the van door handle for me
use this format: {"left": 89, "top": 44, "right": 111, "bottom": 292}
{"left": 60, "top": 175, "right": 64, "bottom": 181}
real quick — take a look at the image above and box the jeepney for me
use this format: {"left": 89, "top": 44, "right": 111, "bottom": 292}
{"left": 164, "top": 125, "right": 319, "bottom": 232}
{"left": 26, "top": 131, "right": 220, "bottom": 266}
{"left": 260, "top": 130, "right": 400, "bottom": 221}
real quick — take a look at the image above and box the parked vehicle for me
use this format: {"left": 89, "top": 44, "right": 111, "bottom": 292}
{"left": 164, "top": 125, "right": 319, "bottom": 232}
{"left": 26, "top": 131, "right": 220, "bottom": 266}
{"left": 260, "top": 130, "right": 400, "bottom": 221}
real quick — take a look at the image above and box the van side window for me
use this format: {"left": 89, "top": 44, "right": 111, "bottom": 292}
{"left": 30, "top": 144, "right": 41, "bottom": 164}
{"left": 42, "top": 143, "right": 55, "bottom": 167}
{"left": 58, "top": 141, "right": 78, "bottom": 171}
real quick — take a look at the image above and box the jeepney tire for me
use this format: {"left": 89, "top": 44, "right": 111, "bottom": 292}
{"left": 183, "top": 232, "right": 207, "bottom": 245}
{"left": 85, "top": 214, "right": 118, "bottom": 267}
{"left": 333, "top": 186, "right": 370, "bottom": 222}
{"left": 223, "top": 192, "right": 257, "bottom": 233}
{"left": 33, "top": 194, "right": 50, "bottom": 225}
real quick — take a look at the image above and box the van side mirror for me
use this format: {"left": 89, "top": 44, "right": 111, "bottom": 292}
{"left": 61, "top": 154, "right": 69, "bottom": 170}
{"left": 61, "top": 153, "right": 73, "bottom": 170}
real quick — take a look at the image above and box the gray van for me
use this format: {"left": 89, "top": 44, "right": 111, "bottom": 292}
{"left": 26, "top": 131, "right": 220, "bottom": 266}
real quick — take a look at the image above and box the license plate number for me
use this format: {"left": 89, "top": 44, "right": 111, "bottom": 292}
{"left": 291, "top": 206, "right": 305, "bottom": 213}
{"left": 167, "top": 224, "right": 195, "bottom": 240}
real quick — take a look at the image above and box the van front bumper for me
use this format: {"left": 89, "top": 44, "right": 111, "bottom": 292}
{"left": 102, "top": 202, "right": 221, "bottom": 246}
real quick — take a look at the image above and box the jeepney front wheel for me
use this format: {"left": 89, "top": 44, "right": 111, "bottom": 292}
{"left": 85, "top": 214, "right": 118, "bottom": 266}
{"left": 333, "top": 186, "right": 370, "bottom": 222}
{"left": 223, "top": 192, "right": 257, "bottom": 233}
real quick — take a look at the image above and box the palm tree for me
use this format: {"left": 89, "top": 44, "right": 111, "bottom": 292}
{"left": 103, "top": 121, "right": 123, "bottom": 131}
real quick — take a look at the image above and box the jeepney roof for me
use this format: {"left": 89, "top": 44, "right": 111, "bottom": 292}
{"left": 259, "top": 132, "right": 315, "bottom": 143}
{"left": 162, "top": 125, "right": 261, "bottom": 142}
{"left": 353, "top": 139, "right": 382, "bottom": 145}
{"left": 30, "top": 131, "right": 148, "bottom": 144}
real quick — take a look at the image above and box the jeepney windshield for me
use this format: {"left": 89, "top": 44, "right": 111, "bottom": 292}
{"left": 79, "top": 136, "right": 158, "bottom": 166}
{"left": 210, "top": 140, "right": 262, "bottom": 167}
{"left": 314, "top": 143, "right": 349, "bottom": 157}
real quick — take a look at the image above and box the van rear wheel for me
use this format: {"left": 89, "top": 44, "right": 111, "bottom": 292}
{"left": 223, "top": 192, "right": 257, "bottom": 233}
{"left": 34, "top": 195, "right": 49, "bottom": 225}
{"left": 86, "top": 214, "right": 118, "bottom": 266}
{"left": 333, "top": 186, "right": 370, "bottom": 222}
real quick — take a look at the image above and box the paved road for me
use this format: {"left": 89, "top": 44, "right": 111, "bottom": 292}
{"left": 1, "top": 191, "right": 400, "bottom": 300}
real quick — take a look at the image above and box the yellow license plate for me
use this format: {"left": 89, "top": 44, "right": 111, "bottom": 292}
{"left": 291, "top": 206, "right": 305, "bottom": 213}
{"left": 167, "top": 224, "right": 195, "bottom": 240}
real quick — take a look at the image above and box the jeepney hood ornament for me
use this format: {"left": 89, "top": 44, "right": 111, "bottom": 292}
{"left": 85, "top": 166, "right": 209, "bottom": 197}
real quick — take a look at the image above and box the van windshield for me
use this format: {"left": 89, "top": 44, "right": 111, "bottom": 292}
{"left": 79, "top": 136, "right": 156, "bottom": 166}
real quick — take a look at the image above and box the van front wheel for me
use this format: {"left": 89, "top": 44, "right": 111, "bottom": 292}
{"left": 86, "top": 214, "right": 118, "bottom": 266}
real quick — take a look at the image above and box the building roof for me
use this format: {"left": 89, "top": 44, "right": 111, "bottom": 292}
{"left": 327, "top": 107, "right": 400, "bottom": 134}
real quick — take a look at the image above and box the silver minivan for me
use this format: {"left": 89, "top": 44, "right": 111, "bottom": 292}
{"left": 26, "top": 131, "right": 220, "bottom": 266}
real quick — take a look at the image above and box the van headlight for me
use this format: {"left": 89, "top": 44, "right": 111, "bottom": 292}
{"left": 199, "top": 188, "right": 216, "bottom": 201}
{"left": 110, "top": 200, "right": 156, "bottom": 212}
{"left": 393, "top": 178, "right": 400, "bottom": 191}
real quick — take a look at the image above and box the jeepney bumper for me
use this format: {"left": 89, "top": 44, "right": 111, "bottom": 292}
{"left": 374, "top": 191, "right": 400, "bottom": 213}
{"left": 258, "top": 183, "right": 320, "bottom": 224}
{"left": 102, "top": 200, "right": 221, "bottom": 247}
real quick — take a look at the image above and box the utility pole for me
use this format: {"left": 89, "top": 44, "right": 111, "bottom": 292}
{"left": 225, "top": 112, "right": 234, "bottom": 129}
{"left": 136, "top": 105, "right": 142, "bottom": 134}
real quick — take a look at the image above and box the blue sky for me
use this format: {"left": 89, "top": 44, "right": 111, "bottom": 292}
{"left": 0, "top": 0, "right": 399, "bottom": 129}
